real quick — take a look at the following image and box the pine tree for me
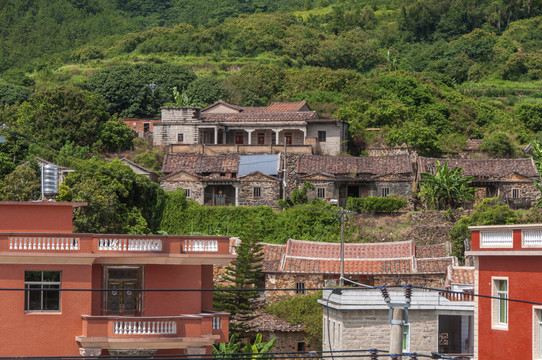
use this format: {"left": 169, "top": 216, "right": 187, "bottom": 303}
{"left": 214, "top": 227, "right": 264, "bottom": 335}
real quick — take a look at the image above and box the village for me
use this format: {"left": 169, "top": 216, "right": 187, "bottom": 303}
{"left": 0, "top": 100, "right": 541, "bottom": 359}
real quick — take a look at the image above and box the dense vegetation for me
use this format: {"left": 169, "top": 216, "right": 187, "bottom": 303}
{"left": 2, "top": 0, "right": 542, "bottom": 237}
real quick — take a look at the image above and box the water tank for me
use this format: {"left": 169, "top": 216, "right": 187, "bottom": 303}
{"left": 42, "top": 164, "right": 59, "bottom": 195}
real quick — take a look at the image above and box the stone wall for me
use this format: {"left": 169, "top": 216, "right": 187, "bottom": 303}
{"left": 153, "top": 123, "right": 198, "bottom": 146}
{"left": 498, "top": 182, "right": 540, "bottom": 207}
{"left": 264, "top": 273, "right": 323, "bottom": 303}
{"left": 306, "top": 123, "right": 343, "bottom": 156}
{"left": 160, "top": 180, "right": 204, "bottom": 204}
{"left": 323, "top": 308, "right": 470, "bottom": 355}
{"left": 238, "top": 176, "right": 281, "bottom": 208}
{"left": 305, "top": 180, "right": 337, "bottom": 201}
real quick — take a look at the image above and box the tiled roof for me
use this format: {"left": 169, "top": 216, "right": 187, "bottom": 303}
{"left": 415, "top": 244, "right": 448, "bottom": 258}
{"left": 296, "top": 154, "right": 412, "bottom": 176}
{"left": 232, "top": 311, "right": 305, "bottom": 333}
{"left": 261, "top": 243, "right": 287, "bottom": 272}
{"left": 286, "top": 239, "right": 413, "bottom": 259}
{"left": 418, "top": 157, "right": 539, "bottom": 178}
{"left": 265, "top": 101, "right": 310, "bottom": 112}
{"left": 447, "top": 266, "right": 475, "bottom": 285}
{"left": 465, "top": 139, "right": 483, "bottom": 151}
{"left": 262, "top": 239, "right": 453, "bottom": 275}
{"left": 201, "top": 111, "right": 319, "bottom": 123}
{"left": 161, "top": 153, "right": 239, "bottom": 174}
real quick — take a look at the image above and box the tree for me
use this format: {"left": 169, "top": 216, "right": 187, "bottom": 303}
{"left": 185, "top": 77, "right": 229, "bottom": 106}
{"left": 99, "top": 119, "right": 134, "bottom": 152}
{"left": 387, "top": 121, "right": 442, "bottom": 157}
{"left": 57, "top": 158, "right": 166, "bottom": 234}
{"left": 419, "top": 160, "right": 475, "bottom": 210}
{"left": 85, "top": 64, "right": 197, "bottom": 118}
{"left": 214, "top": 231, "right": 264, "bottom": 335}
{"left": 290, "top": 181, "right": 315, "bottom": 205}
{"left": 15, "top": 86, "right": 110, "bottom": 150}
{"left": 0, "top": 165, "right": 41, "bottom": 201}
{"left": 479, "top": 131, "right": 519, "bottom": 158}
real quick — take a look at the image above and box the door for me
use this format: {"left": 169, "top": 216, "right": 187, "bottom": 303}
{"left": 104, "top": 267, "right": 142, "bottom": 316}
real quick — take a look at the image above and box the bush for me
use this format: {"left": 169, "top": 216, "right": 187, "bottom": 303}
{"left": 346, "top": 196, "right": 407, "bottom": 213}
{"left": 266, "top": 291, "right": 323, "bottom": 349}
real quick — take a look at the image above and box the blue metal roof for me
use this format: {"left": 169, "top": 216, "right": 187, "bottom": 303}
{"left": 238, "top": 154, "right": 280, "bottom": 177}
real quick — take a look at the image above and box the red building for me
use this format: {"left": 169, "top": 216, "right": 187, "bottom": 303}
{"left": 468, "top": 224, "right": 542, "bottom": 359}
{"left": 0, "top": 201, "right": 232, "bottom": 357}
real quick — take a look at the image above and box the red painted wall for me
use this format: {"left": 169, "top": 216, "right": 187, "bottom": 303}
{"left": 0, "top": 264, "right": 92, "bottom": 357}
{"left": 145, "top": 265, "right": 203, "bottom": 315}
{"left": 0, "top": 202, "right": 81, "bottom": 233}
{"left": 478, "top": 256, "right": 542, "bottom": 359}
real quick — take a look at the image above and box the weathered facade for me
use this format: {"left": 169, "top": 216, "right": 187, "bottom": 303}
{"left": 153, "top": 101, "right": 348, "bottom": 156}
{"left": 417, "top": 157, "right": 541, "bottom": 208}
{"left": 260, "top": 239, "right": 455, "bottom": 302}
{"left": 294, "top": 154, "right": 414, "bottom": 206}
{"left": 160, "top": 154, "right": 281, "bottom": 207}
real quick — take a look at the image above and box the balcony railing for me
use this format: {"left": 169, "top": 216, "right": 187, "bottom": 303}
{"left": 0, "top": 233, "right": 234, "bottom": 257}
{"left": 81, "top": 313, "right": 229, "bottom": 341}
{"left": 9, "top": 235, "right": 79, "bottom": 251}
{"left": 98, "top": 237, "right": 162, "bottom": 252}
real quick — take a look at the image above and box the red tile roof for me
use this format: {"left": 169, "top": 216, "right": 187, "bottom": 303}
{"left": 265, "top": 101, "right": 310, "bottom": 112}
{"left": 296, "top": 154, "right": 412, "bottom": 176}
{"left": 262, "top": 239, "right": 453, "bottom": 275}
{"left": 447, "top": 266, "right": 475, "bottom": 285}
{"left": 161, "top": 153, "right": 239, "bottom": 174}
{"left": 201, "top": 111, "right": 319, "bottom": 123}
{"left": 418, "top": 157, "right": 539, "bottom": 178}
{"left": 415, "top": 244, "right": 448, "bottom": 258}
{"left": 233, "top": 311, "right": 305, "bottom": 333}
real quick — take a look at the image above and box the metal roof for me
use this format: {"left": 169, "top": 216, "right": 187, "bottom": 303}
{"left": 238, "top": 154, "right": 280, "bottom": 177}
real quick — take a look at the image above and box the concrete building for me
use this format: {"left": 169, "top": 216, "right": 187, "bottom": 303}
{"left": 320, "top": 287, "right": 474, "bottom": 358}
{"left": 0, "top": 201, "right": 233, "bottom": 357}
{"left": 153, "top": 101, "right": 348, "bottom": 156}
{"left": 467, "top": 224, "right": 542, "bottom": 359}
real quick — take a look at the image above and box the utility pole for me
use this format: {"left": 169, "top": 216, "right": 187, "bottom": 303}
{"left": 390, "top": 307, "right": 405, "bottom": 359}
{"left": 340, "top": 210, "right": 345, "bottom": 286}
{"left": 282, "top": 136, "right": 287, "bottom": 201}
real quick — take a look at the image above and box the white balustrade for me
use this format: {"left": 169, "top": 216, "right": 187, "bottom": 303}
{"left": 480, "top": 231, "right": 513, "bottom": 248}
{"left": 98, "top": 238, "right": 162, "bottom": 251}
{"left": 113, "top": 320, "right": 177, "bottom": 335}
{"left": 9, "top": 236, "right": 79, "bottom": 250}
{"left": 523, "top": 230, "right": 542, "bottom": 247}
{"left": 183, "top": 239, "right": 218, "bottom": 252}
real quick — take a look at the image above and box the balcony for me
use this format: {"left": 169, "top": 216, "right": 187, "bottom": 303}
{"left": 0, "top": 233, "right": 236, "bottom": 264}
{"left": 469, "top": 224, "right": 542, "bottom": 254}
{"left": 77, "top": 313, "right": 229, "bottom": 351}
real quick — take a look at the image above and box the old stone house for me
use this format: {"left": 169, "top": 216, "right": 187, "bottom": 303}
{"left": 234, "top": 311, "right": 316, "bottom": 353}
{"left": 153, "top": 100, "right": 348, "bottom": 156}
{"left": 160, "top": 153, "right": 281, "bottom": 207}
{"left": 417, "top": 157, "right": 541, "bottom": 208}
{"left": 293, "top": 154, "right": 414, "bottom": 206}
{"left": 260, "top": 239, "right": 456, "bottom": 302}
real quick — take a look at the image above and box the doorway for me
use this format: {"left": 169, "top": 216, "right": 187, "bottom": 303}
{"left": 103, "top": 266, "right": 143, "bottom": 316}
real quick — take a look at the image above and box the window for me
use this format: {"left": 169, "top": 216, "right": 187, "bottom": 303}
{"left": 297, "top": 342, "right": 306, "bottom": 352}
{"left": 492, "top": 278, "right": 508, "bottom": 328}
{"left": 143, "top": 123, "right": 150, "bottom": 133}
{"left": 512, "top": 188, "right": 520, "bottom": 199}
{"left": 177, "top": 133, "right": 184, "bottom": 143}
{"left": 317, "top": 188, "right": 326, "bottom": 198}
{"left": 534, "top": 308, "right": 542, "bottom": 359}
{"left": 381, "top": 187, "right": 390, "bottom": 197}
{"left": 295, "top": 282, "right": 305, "bottom": 294}
{"left": 402, "top": 324, "right": 410, "bottom": 353}
{"left": 25, "top": 271, "right": 61, "bottom": 312}
{"left": 285, "top": 133, "right": 292, "bottom": 145}
{"left": 253, "top": 187, "right": 261, "bottom": 198}
{"left": 185, "top": 188, "right": 191, "bottom": 198}
{"left": 258, "top": 133, "right": 265, "bottom": 145}
{"left": 318, "top": 131, "right": 327, "bottom": 142}
{"left": 212, "top": 317, "right": 222, "bottom": 330}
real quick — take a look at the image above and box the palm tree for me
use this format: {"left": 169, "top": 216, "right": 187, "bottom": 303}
{"left": 419, "top": 160, "right": 475, "bottom": 210}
